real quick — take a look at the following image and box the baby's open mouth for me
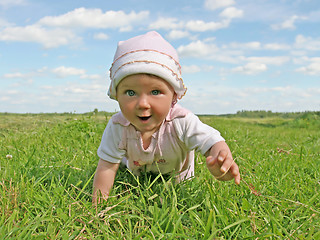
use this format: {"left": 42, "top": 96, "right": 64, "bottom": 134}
{"left": 139, "top": 116, "right": 151, "bottom": 121}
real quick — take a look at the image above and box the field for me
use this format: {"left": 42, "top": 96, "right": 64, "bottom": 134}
{"left": 1, "top": 111, "right": 319, "bottom": 239}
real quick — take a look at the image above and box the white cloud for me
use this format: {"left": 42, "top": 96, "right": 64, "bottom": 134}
{"left": 294, "top": 35, "right": 320, "bottom": 51}
{"left": 185, "top": 19, "right": 230, "bottom": 32}
{"left": 290, "top": 50, "right": 308, "bottom": 57}
{"left": 243, "top": 56, "right": 290, "bottom": 66}
{"left": 3, "top": 66, "right": 103, "bottom": 83}
{"left": 36, "top": 67, "right": 49, "bottom": 73}
{"left": 166, "top": 30, "right": 190, "bottom": 40}
{"left": 182, "top": 84, "right": 320, "bottom": 114}
{"left": 3, "top": 72, "right": 26, "bottom": 78}
{"left": 225, "top": 41, "right": 261, "bottom": 50}
{"left": 224, "top": 41, "right": 291, "bottom": 51}
{"left": 2, "top": 68, "right": 47, "bottom": 81}
{"left": 271, "top": 15, "right": 306, "bottom": 30}
{"left": 0, "top": 18, "right": 13, "bottom": 27}
{"left": 119, "top": 25, "right": 133, "bottom": 32}
{"left": 203, "top": 37, "right": 216, "bottom": 42}
{"left": 178, "top": 40, "right": 241, "bottom": 64}
{"left": 204, "top": 0, "right": 235, "bottom": 10}
{"left": 177, "top": 40, "right": 218, "bottom": 58}
{"left": 38, "top": 8, "right": 149, "bottom": 29}
{"left": 149, "top": 17, "right": 183, "bottom": 30}
{"left": 293, "top": 57, "right": 320, "bottom": 65}
{"left": 0, "top": 8, "right": 150, "bottom": 48}
{"left": 93, "top": 32, "right": 109, "bottom": 40}
{"left": 178, "top": 39, "right": 292, "bottom": 67}
{"left": 219, "top": 7, "right": 243, "bottom": 19}
{"left": 182, "top": 65, "right": 201, "bottom": 74}
{"left": 0, "top": 78, "right": 113, "bottom": 113}
{"left": 232, "top": 62, "right": 268, "bottom": 75}
{"left": 80, "top": 74, "right": 103, "bottom": 80}
{"left": 182, "top": 65, "right": 214, "bottom": 74}
{"left": 149, "top": 18, "right": 230, "bottom": 32}
{"left": 52, "top": 66, "right": 86, "bottom": 78}
{"left": 51, "top": 66, "right": 103, "bottom": 80}
{"left": 264, "top": 43, "right": 291, "bottom": 50}
{"left": 0, "top": 25, "right": 80, "bottom": 48}
{"left": 296, "top": 62, "right": 320, "bottom": 76}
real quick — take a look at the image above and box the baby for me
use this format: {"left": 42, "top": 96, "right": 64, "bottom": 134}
{"left": 93, "top": 31, "right": 240, "bottom": 203}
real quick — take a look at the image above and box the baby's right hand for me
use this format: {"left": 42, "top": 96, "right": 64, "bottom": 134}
{"left": 206, "top": 145, "right": 240, "bottom": 184}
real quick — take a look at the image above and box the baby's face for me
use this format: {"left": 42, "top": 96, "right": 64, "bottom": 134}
{"left": 116, "top": 74, "right": 176, "bottom": 135}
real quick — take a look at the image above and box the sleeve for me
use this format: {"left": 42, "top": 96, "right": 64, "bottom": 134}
{"left": 173, "top": 113, "right": 225, "bottom": 155}
{"left": 97, "top": 120, "right": 126, "bottom": 163}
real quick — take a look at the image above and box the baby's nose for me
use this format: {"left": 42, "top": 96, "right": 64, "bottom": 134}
{"left": 137, "top": 95, "right": 150, "bottom": 109}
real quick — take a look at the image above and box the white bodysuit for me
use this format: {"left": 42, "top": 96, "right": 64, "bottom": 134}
{"left": 97, "top": 104, "right": 224, "bottom": 181}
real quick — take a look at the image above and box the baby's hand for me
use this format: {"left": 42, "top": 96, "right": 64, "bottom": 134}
{"left": 206, "top": 148, "right": 240, "bottom": 185}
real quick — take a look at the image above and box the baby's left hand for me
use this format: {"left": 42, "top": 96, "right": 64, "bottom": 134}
{"left": 206, "top": 142, "right": 240, "bottom": 185}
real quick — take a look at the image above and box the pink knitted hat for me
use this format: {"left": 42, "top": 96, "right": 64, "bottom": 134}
{"left": 108, "top": 31, "right": 187, "bottom": 100}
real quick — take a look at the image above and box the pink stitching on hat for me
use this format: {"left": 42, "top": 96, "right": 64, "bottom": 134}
{"left": 111, "top": 60, "right": 180, "bottom": 80}
{"left": 111, "top": 49, "right": 182, "bottom": 73}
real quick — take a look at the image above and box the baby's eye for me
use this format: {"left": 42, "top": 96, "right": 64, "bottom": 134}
{"left": 151, "top": 90, "right": 160, "bottom": 95}
{"left": 125, "top": 90, "right": 136, "bottom": 96}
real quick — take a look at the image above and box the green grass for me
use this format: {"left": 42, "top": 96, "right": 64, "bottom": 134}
{"left": 1, "top": 112, "right": 319, "bottom": 239}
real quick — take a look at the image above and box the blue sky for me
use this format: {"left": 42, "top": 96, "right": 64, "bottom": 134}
{"left": 1, "top": 0, "right": 319, "bottom": 114}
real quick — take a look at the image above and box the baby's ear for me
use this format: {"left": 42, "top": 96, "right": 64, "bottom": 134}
{"left": 172, "top": 93, "right": 178, "bottom": 106}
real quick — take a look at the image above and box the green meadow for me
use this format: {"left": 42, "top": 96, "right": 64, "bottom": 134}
{"left": 1, "top": 111, "right": 319, "bottom": 239}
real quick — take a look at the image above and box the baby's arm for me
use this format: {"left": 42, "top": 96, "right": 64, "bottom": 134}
{"left": 206, "top": 141, "right": 240, "bottom": 185}
{"left": 92, "top": 159, "right": 120, "bottom": 204}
